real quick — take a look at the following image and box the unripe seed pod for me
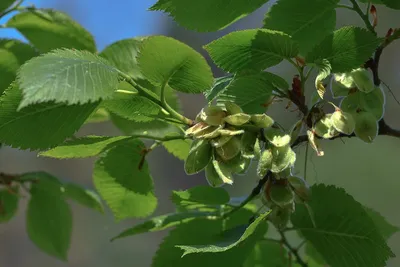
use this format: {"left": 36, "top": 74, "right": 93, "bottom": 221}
{"left": 340, "top": 93, "right": 360, "bottom": 114}
{"left": 313, "top": 114, "right": 339, "bottom": 139}
{"left": 257, "top": 149, "right": 273, "bottom": 177}
{"left": 185, "top": 122, "right": 208, "bottom": 136}
{"left": 269, "top": 184, "right": 295, "bottom": 208}
{"left": 261, "top": 179, "right": 274, "bottom": 208}
{"left": 224, "top": 113, "right": 251, "bottom": 126}
{"left": 269, "top": 207, "right": 292, "bottom": 230}
{"left": 218, "top": 128, "right": 245, "bottom": 136}
{"left": 333, "top": 72, "right": 356, "bottom": 89}
{"left": 350, "top": 68, "right": 375, "bottom": 93}
{"left": 184, "top": 139, "right": 212, "bottom": 175}
{"left": 287, "top": 176, "right": 311, "bottom": 202}
{"left": 205, "top": 162, "right": 225, "bottom": 188}
{"left": 241, "top": 131, "right": 258, "bottom": 159}
{"left": 330, "top": 75, "right": 352, "bottom": 98}
{"left": 226, "top": 153, "right": 252, "bottom": 175}
{"left": 264, "top": 128, "right": 291, "bottom": 147}
{"left": 270, "top": 145, "right": 296, "bottom": 173}
{"left": 307, "top": 130, "right": 324, "bottom": 156}
{"left": 331, "top": 110, "right": 355, "bottom": 135}
{"left": 193, "top": 125, "right": 221, "bottom": 139}
{"left": 215, "top": 136, "right": 241, "bottom": 161}
{"left": 254, "top": 138, "right": 262, "bottom": 160}
{"left": 360, "top": 87, "right": 385, "bottom": 120}
{"left": 354, "top": 111, "right": 378, "bottom": 143}
{"left": 210, "top": 135, "right": 233, "bottom": 148}
{"left": 212, "top": 159, "right": 234, "bottom": 185}
{"left": 224, "top": 101, "right": 243, "bottom": 115}
{"left": 250, "top": 114, "right": 274, "bottom": 128}
{"left": 199, "top": 106, "right": 226, "bottom": 126}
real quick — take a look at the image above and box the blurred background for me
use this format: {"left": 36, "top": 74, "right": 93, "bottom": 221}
{"left": 0, "top": 0, "right": 399, "bottom": 266}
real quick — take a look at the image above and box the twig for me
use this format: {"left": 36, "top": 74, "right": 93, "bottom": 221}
{"left": 222, "top": 172, "right": 271, "bottom": 219}
{"left": 349, "top": 0, "right": 377, "bottom": 35}
{"left": 279, "top": 230, "right": 308, "bottom": 267}
{"left": 381, "top": 80, "right": 400, "bottom": 107}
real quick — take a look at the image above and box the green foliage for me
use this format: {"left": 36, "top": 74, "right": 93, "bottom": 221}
{"left": 0, "top": 0, "right": 16, "bottom": 13}
{"left": 177, "top": 211, "right": 269, "bottom": 256}
{"left": 172, "top": 186, "right": 230, "bottom": 209}
{"left": 39, "top": 136, "right": 132, "bottom": 159}
{"left": 1, "top": 0, "right": 399, "bottom": 265}
{"left": 307, "top": 26, "right": 381, "bottom": 73}
{"left": 93, "top": 139, "right": 157, "bottom": 220}
{"left": 7, "top": 9, "right": 96, "bottom": 52}
{"left": 0, "top": 39, "right": 37, "bottom": 95}
{"left": 263, "top": 0, "right": 339, "bottom": 55}
{"left": 162, "top": 139, "right": 192, "bottom": 161}
{"left": 152, "top": 209, "right": 256, "bottom": 267}
{"left": 381, "top": 0, "right": 400, "bottom": 9}
{"left": 0, "top": 188, "right": 19, "bottom": 222}
{"left": 244, "top": 240, "right": 289, "bottom": 267}
{"left": 17, "top": 49, "right": 119, "bottom": 108}
{"left": 26, "top": 173, "right": 72, "bottom": 260}
{"left": 216, "top": 72, "right": 283, "bottom": 114}
{"left": 292, "top": 184, "right": 394, "bottom": 267}
{"left": 365, "top": 207, "right": 400, "bottom": 240}
{"left": 0, "top": 84, "right": 98, "bottom": 150}
{"left": 63, "top": 183, "right": 104, "bottom": 213}
{"left": 205, "top": 29, "right": 298, "bottom": 73}
{"left": 137, "top": 36, "right": 213, "bottom": 94}
{"left": 99, "top": 38, "right": 143, "bottom": 79}
{"left": 150, "top": 0, "right": 269, "bottom": 32}
{"left": 112, "top": 211, "right": 215, "bottom": 241}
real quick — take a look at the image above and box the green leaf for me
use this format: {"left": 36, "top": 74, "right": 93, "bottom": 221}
{"left": 244, "top": 240, "right": 290, "bottom": 267}
{"left": 0, "top": 188, "right": 19, "bottom": 223}
{"left": 292, "top": 184, "right": 394, "bottom": 267}
{"left": 0, "top": 84, "right": 98, "bottom": 150}
{"left": 205, "top": 29, "right": 298, "bottom": 73}
{"left": 184, "top": 139, "right": 212, "bottom": 175}
{"left": 178, "top": 211, "right": 269, "bottom": 256}
{"left": 110, "top": 114, "right": 185, "bottom": 138}
{"left": 137, "top": 36, "right": 213, "bottom": 94}
{"left": 152, "top": 208, "right": 257, "bottom": 267}
{"left": 263, "top": 0, "right": 339, "bottom": 55}
{"left": 7, "top": 9, "right": 96, "bottom": 53}
{"left": 305, "top": 243, "right": 327, "bottom": 265}
{"left": 103, "top": 90, "right": 161, "bottom": 122}
{"left": 163, "top": 139, "right": 192, "bottom": 161}
{"left": 39, "top": 136, "right": 131, "bottom": 159}
{"left": 314, "top": 59, "right": 332, "bottom": 99}
{"left": 172, "top": 186, "right": 230, "bottom": 209}
{"left": 0, "top": 0, "right": 16, "bottom": 13}
{"left": 381, "top": 0, "right": 400, "bottom": 9}
{"left": 112, "top": 211, "right": 215, "bottom": 241}
{"left": 150, "top": 0, "right": 269, "bottom": 32}
{"left": 365, "top": 207, "right": 399, "bottom": 240}
{"left": 99, "top": 38, "right": 143, "bottom": 79}
{"left": 85, "top": 107, "right": 110, "bottom": 124}
{"left": 17, "top": 48, "right": 119, "bottom": 108}
{"left": 63, "top": 183, "right": 104, "bottom": 213}
{"left": 100, "top": 38, "right": 182, "bottom": 116}
{"left": 217, "top": 72, "right": 277, "bottom": 114}
{"left": 0, "top": 39, "right": 38, "bottom": 95}
{"left": 307, "top": 26, "right": 381, "bottom": 73}
{"left": 93, "top": 139, "right": 157, "bottom": 220}
{"left": 204, "top": 76, "right": 233, "bottom": 103}
{"left": 26, "top": 173, "right": 72, "bottom": 260}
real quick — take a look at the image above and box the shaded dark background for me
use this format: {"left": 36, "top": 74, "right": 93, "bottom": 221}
{"left": 0, "top": 0, "right": 399, "bottom": 266}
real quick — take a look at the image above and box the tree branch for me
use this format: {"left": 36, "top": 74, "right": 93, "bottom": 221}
{"left": 279, "top": 230, "right": 308, "bottom": 267}
{"left": 222, "top": 172, "right": 271, "bottom": 219}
